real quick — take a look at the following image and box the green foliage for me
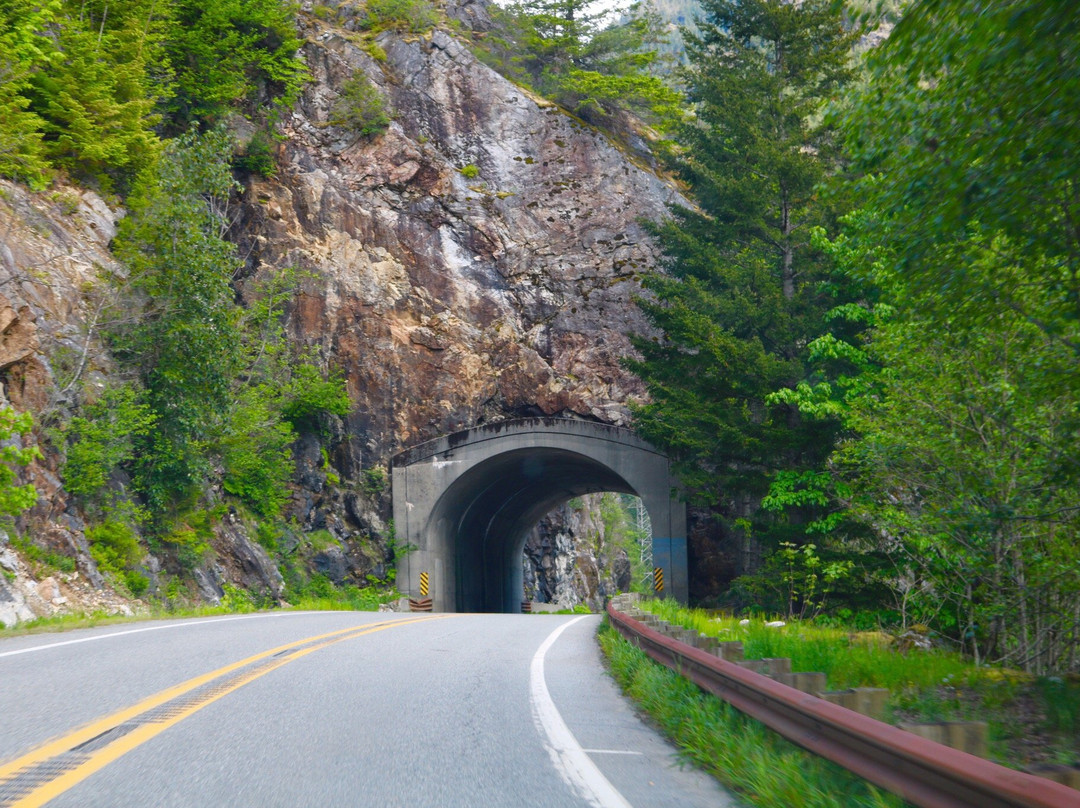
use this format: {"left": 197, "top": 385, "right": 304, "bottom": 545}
{"left": 63, "top": 385, "right": 156, "bottom": 505}
{"left": 0, "top": 0, "right": 61, "bottom": 187}
{"left": 458, "top": 163, "right": 480, "bottom": 179}
{"left": 25, "top": 0, "right": 166, "bottom": 191}
{"left": 599, "top": 622, "right": 903, "bottom": 808}
{"left": 232, "top": 130, "right": 277, "bottom": 178}
{"left": 111, "top": 126, "right": 242, "bottom": 511}
{"left": 220, "top": 386, "right": 294, "bottom": 517}
{"left": 164, "top": 0, "right": 307, "bottom": 129}
{"left": 10, "top": 533, "right": 76, "bottom": 574}
{"left": 99, "top": 132, "right": 349, "bottom": 522}
{"left": 284, "top": 571, "right": 396, "bottom": 611}
{"left": 360, "top": 0, "right": 437, "bottom": 34}
{"left": 361, "top": 466, "right": 387, "bottom": 496}
{"left": 280, "top": 363, "right": 351, "bottom": 427}
{"left": 161, "top": 509, "right": 218, "bottom": 571}
{"left": 769, "top": 0, "right": 1080, "bottom": 675}
{"left": 0, "top": 0, "right": 306, "bottom": 185}
{"left": 86, "top": 518, "right": 149, "bottom": 596}
{"left": 627, "top": 0, "right": 859, "bottom": 560}
{"left": 0, "top": 407, "right": 41, "bottom": 518}
{"left": 220, "top": 582, "right": 257, "bottom": 612}
{"left": 329, "top": 73, "right": 391, "bottom": 137}
{"left": 842, "top": 1, "right": 1080, "bottom": 356}
{"left": 500, "top": 0, "right": 678, "bottom": 125}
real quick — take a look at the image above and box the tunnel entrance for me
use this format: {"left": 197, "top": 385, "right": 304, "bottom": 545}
{"left": 391, "top": 418, "right": 687, "bottom": 612}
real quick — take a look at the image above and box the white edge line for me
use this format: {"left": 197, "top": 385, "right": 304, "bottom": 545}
{"left": 0, "top": 611, "right": 359, "bottom": 659}
{"left": 581, "top": 750, "right": 644, "bottom": 756}
{"left": 530, "top": 615, "right": 634, "bottom": 808}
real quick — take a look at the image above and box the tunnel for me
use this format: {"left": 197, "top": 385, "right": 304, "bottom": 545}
{"left": 391, "top": 418, "right": 687, "bottom": 612}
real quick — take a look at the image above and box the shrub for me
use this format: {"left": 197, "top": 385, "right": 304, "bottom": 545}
{"left": 86, "top": 519, "right": 149, "bottom": 596}
{"left": 329, "top": 73, "right": 391, "bottom": 137}
{"left": 459, "top": 163, "right": 480, "bottom": 179}
{"left": 233, "top": 131, "right": 277, "bottom": 178}
{"left": 361, "top": 0, "right": 437, "bottom": 33}
{"left": 361, "top": 466, "right": 387, "bottom": 495}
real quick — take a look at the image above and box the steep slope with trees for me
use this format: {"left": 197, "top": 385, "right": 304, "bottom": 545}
{"left": 0, "top": 0, "right": 683, "bottom": 621}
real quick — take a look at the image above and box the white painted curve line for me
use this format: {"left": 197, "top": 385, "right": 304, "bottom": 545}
{"left": 0, "top": 610, "right": 349, "bottom": 659}
{"left": 530, "top": 616, "right": 634, "bottom": 808}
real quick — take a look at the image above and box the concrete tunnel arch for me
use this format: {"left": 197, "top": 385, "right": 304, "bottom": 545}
{"left": 391, "top": 418, "right": 687, "bottom": 612}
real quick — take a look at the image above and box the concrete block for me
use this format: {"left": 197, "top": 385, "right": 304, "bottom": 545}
{"left": 775, "top": 671, "right": 828, "bottom": 695}
{"left": 1026, "top": 765, "right": 1080, "bottom": 789}
{"left": 736, "top": 659, "right": 769, "bottom": 675}
{"left": 821, "top": 687, "right": 889, "bottom": 720}
{"left": 713, "top": 641, "right": 744, "bottom": 662}
{"left": 761, "top": 658, "right": 792, "bottom": 676}
{"left": 898, "top": 721, "right": 988, "bottom": 758}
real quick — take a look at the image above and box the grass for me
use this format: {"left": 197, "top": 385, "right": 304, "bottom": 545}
{"left": 638, "top": 599, "right": 1080, "bottom": 769}
{"left": 0, "top": 586, "right": 401, "bottom": 637}
{"left": 598, "top": 622, "right": 905, "bottom": 808}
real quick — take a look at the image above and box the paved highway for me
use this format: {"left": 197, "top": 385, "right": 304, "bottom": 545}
{"left": 0, "top": 611, "right": 736, "bottom": 807}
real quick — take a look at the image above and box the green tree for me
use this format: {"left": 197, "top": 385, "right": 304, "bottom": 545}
{"left": 0, "top": 406, "right": 41, "bottom": 518}
{"left": 800, "top": 0, "right": 1080, "bottom": 672}
{"left": 164, "top": 0, "right": 307, "bottom": 130}
{"left": 24, "top": 0, "right": 167, "bottom": 189}
{"left": 627, "top": 0, "right": 859, "bottom": 555}
{"left": 110, "top": 126, "right": 244, "bottom": 510}
{"left": 842, "top": 0, "right": 1080, "bottom": 356}
{"left": 504, "top": 0, "right": 678, "bottom": 123}
{"left": 0, "top": 0, "right": 61, "bottom": 186}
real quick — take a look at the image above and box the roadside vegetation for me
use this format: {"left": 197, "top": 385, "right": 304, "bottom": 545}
{"left": 624, "top": 0, "right": 1080, "bottom": 679}
{"left": 635, "top": 599, "right": 1080, "bottom": 771}
{"left": 599, "top": 622, "right": 903, "bottom": 808}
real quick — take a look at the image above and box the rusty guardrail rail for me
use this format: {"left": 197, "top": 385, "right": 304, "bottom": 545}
{"left": 607, "top": 603, "right": 1079, "bottom": 808}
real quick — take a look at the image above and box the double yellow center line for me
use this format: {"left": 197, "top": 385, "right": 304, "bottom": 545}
{"left": 0, "top": 615, "right": 450, "bottom": 808}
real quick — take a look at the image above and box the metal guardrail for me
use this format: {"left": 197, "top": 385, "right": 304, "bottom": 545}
{"left": 606, "top": 603, "right": 1079, "bottom": 808}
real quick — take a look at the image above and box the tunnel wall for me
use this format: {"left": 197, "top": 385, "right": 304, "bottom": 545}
{"left": 391, "top": 418, "right": 687, "bottom": 612}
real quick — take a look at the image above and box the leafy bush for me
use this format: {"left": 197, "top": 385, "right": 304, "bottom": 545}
{"left": 329, "top": 73, "right": 391, "bottom": 137}
{"left": 86, "top": 519, "right": 149, "bottom": 596}
{"left": 459, "top": 164, "right": 480, "bottom": 179}
{"left": 282, "top": 364, "right": 351, "bottom": 426}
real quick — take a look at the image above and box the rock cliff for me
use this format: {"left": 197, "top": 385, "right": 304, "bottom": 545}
{"left": 0, "top": 1, "right": 681, "bottom": 622}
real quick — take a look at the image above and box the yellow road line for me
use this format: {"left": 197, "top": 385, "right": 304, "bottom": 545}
{"left": 0, "top": 614, "right": 450, "bottom": 808}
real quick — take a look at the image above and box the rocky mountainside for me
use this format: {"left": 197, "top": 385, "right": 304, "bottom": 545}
{"left": 0, "top": 0, "right": 683, "bottom": 623}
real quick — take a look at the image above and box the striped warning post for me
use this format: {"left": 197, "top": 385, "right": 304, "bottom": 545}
{"left": 419, "top": 571, "right": 429, "bottom": 597}
{"left": 653, "top": 567, "right": 664, "bottom": 593}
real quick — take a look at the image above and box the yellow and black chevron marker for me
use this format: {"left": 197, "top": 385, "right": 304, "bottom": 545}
{"left": 419, "top": 571, "right": 429, "bottom": 598}
{"left": 653, "top": 567, "right": 664, "bottom": 593}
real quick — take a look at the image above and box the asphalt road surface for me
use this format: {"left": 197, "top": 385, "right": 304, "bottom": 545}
{"left": 0, "top": 611, "right": 738, "bottom": 807}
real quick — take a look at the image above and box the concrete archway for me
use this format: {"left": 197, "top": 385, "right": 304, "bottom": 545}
{"left": 391, "top": 418, "right": 687, "bottom": 612}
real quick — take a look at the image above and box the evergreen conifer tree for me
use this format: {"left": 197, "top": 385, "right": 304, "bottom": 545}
{"left": 627, "top": 0, "right": 859, "bottom": 564}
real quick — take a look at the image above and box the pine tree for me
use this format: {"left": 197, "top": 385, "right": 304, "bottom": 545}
{"left": 627, "top": 0, "right": 859, "bottom": 558}
{"left": 507, "top": 0, "right": 677, "bottom": 123}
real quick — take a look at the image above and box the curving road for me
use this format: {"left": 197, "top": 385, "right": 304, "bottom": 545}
{"left": 0, "top": 611, "right": 737, "bottom": 807}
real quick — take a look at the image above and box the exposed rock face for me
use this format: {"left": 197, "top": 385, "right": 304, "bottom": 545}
{"left": 0, "top": 3, "right": 685, "bottom": 620}
{"left": 236, "top": 10, "right": 680, "bottom": 464}
{"left": 522, "top": 495, "right": 634, "bottom": 611}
